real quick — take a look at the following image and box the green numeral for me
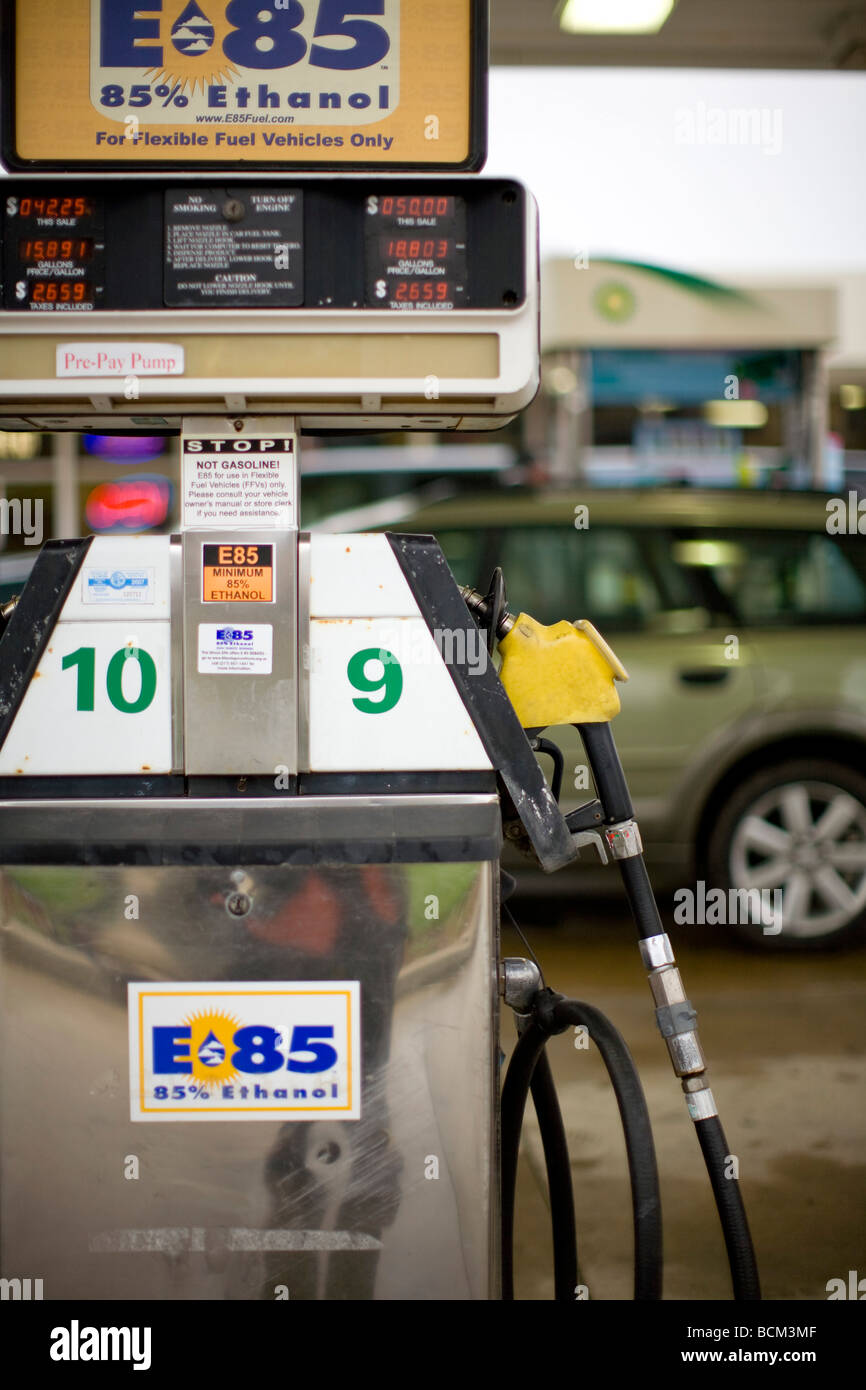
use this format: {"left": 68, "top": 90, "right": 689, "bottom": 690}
{"left": 106, "top": 647, "right": 157, "bottom": 714}
{"left": 62, "top": 645, "right": 156, "bottom": 714}
{"left": 347, "top": 647, "right": 402, "bottom": 713}
{"left": 61, "top": 646, "right": 96, "bottom": 711}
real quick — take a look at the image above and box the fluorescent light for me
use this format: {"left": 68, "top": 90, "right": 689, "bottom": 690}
{"left": 673, "top": 540, "right": 746, "bottom": 569}
{"left": 559, "top": 0, "right": 676, "bottom": 35}
{"left": 702, "top": 400, "right": 768, "bottom": 429}
{"left": 839, "top": 384, "right": 866, "bottom": 410}
{"left": 543, "top": 364, "right": 578, "bottom": 396}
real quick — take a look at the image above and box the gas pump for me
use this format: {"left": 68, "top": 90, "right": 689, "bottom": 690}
{"left": 0, "top": 476, "right": 761, "bottom": 1302}
{"left": 0, "top": 0, "right": 760, "bottom": 1303}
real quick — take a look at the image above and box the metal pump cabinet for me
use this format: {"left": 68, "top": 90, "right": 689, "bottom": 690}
{"left": 0, "top": 461, "right": 519, "bottom": 1300}
{"left": 0, "top": 799, "right": 500, "bottom": 1300}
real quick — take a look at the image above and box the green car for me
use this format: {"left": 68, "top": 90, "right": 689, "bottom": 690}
{"left": 388, "top": 487, "right": 866, "bottom": 949}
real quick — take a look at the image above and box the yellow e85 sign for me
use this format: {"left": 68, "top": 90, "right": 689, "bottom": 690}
{"left": 8, "top": 0, "right": 484, "bottom": 169}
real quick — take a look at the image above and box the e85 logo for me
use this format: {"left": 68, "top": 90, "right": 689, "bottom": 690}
{"left": 129, "top": 982, "right": 360, "bottom": 1121}
{"left": 153, "top": 1020, "right": 337, "bottom": 1075}
{"left": 97, "top": 0, "right": 396, "bottom": 73}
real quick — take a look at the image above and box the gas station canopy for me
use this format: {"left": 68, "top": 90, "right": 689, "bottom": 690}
{"left": 491, "top": 0, "right": 866, "bottom": 71}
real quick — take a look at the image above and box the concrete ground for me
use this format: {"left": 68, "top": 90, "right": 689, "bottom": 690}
{"left": 503, "top": 895, "right": 866, "bottom": 1302}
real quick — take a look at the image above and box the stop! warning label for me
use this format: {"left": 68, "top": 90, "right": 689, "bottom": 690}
{"left": 202, "top": 544, "right": 273, "bottom": 603}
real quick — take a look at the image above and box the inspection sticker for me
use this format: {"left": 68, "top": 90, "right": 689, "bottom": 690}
{"left": 198, "top": 623, "right": 272, "bottom": 674}
{"left": 83, "top": 567, "right": 154, "bottom": 604}
{"left": 202, "top": 543, "right": 273, "bottom": 602}
{"left": 129, "top": 981, "right": 361, "bottom": 1122}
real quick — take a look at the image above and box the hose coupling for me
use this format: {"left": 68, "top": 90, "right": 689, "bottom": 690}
{"left": 500, "top": 957, "right": 543, "bottom": 1013}
{"left": 603, "top": 819, "right": 643, "bottom": 859}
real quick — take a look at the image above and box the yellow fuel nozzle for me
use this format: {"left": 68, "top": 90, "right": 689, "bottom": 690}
{"left": 498, "top": 613, "right": 629, "bottom": 730}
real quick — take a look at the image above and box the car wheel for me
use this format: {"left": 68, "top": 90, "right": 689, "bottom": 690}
{"left": 705, "top": 759, "right": 866, "bottom": 948}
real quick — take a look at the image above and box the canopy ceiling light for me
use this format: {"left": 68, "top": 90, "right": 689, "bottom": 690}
{"left": 558, "top": 0, "right": 677, "bottom": 35}
{"left": 702, "top": 400, "right": 769, "bottom": 430}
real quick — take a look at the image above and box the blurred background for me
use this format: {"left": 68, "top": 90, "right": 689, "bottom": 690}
{"left": 2, "top": 0, "right": 865, "bottom": 1300}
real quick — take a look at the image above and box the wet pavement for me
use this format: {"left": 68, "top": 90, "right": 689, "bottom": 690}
{"left": 503, "top": 894, "right": 866, "bottom": 1302}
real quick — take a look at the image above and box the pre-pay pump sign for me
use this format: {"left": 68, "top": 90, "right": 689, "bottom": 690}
{"left": 11, "top": 1, "right": 478, "bottom": 168}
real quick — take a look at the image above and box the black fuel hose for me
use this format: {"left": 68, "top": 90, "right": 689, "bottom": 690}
{"left": 528, "top": 1046, "right": 578, "bottom": 1301}
{"left": 695, "top": 1113, "right": 761, "bottom": 1301}
{"left": 501, "top": 991, "right": 662, "bottom": 1301}
{"left": 501, "top": 1016, "right": 548, "bottom": 1301}
{"left": 576, "top": 722, "right": 761, "bottom": 1299}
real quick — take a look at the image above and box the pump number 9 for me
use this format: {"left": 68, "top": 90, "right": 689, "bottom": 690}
{"left": 347, "top": 647, "right": 402, "bottom": 713}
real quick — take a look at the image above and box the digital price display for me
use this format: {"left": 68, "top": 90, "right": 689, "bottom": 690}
{"left": 0, "top": 176, "right": 534, "bottom": 430}
{"left": 3, "top": 191, "right": 105, "bottom": 312}
{"left": 19, "top": 239, "right": 95, "bottom": 263}
{"left": 16, "top": 196, "right": 95, "bottom": 219}
{"left": 365, "top": 193, "right": 467, "bottom": 311}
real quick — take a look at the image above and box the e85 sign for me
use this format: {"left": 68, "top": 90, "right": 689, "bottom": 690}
{"left": 92, "top": 0, "right": 399, "bottom": 126}
{"left": 128, "top": 981, "right": 361, "bottom": 1121}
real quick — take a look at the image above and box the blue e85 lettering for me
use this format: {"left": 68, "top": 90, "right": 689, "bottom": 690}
{"left": 100, "top": 0, "right": 391, "bottom": 72}
{"left": 153, "top": 1024, "right": 338, "bottom": 1074}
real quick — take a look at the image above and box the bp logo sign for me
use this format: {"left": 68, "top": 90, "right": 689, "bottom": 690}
{"left": 593, "top": 281, "right": 637, "bottom": 323}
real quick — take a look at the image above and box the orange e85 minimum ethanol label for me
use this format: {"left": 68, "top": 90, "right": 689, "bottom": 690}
{"left": 203, "top": 544, "right": 273, "bottom": 602}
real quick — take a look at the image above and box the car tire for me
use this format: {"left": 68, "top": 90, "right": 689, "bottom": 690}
{"left": 704, "top": 759, "right": 866, "bottom": 949}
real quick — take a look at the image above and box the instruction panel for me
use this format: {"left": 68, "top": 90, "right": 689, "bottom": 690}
{"left": 182, "top": 433, "right": 297, "bottom": 529}
{"left": 165, "top": 188, "right": 303, "bottom": 307}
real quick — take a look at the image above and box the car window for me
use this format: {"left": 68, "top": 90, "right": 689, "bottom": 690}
{"left": 470, "top": 525, "right": 691, "bottom": 631}
{"left": 675, "top": 530, "right": 866, "bottom": 626}
{"left": 429, "top": 529, "right": 492, "bottom": 591}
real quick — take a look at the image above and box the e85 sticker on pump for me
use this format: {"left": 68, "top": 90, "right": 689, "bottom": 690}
{"left": 92, "top": 0, "right": 399, "bottom": 127}
{"left": 129, "top": 981, "right": 360, "bottom": 1121}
